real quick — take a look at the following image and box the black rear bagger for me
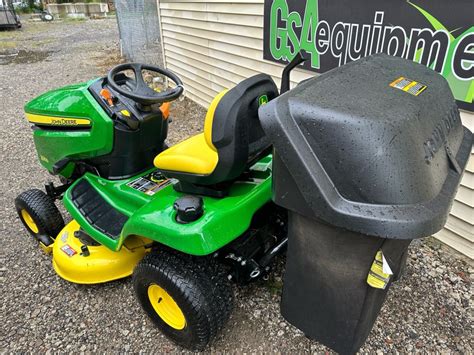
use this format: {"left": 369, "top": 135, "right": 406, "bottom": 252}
{"left": 259, "top": 54, "right": 472, "bottom": 354}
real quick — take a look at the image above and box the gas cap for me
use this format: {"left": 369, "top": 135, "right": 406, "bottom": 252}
{"left": 173, "top": 196, "right": 204, "bottom": 223}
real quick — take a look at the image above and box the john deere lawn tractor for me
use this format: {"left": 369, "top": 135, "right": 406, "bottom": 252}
{"left": 16, "top": 53, "right": 472, "bottom": 353}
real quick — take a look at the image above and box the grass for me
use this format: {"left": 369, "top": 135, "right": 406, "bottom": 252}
{"left": 0, "top": 30, "right": 20, "bottom": 40}
{"left": 0, "top": 41, "right": 17, "bottom": 49}
{"left": 63, "top": 17, "right": 87, "bottom": 22}
{"left": 265, "top": 278, "right": 283, "bottom": 295}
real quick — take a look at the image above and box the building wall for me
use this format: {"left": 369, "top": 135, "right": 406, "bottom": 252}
{"left": 157, "top": 0, "right": 312, "bottom": 107}
{"left": 434, "top": 113, "right": 473, "bottom": 259}
{"left": 157, "top": 0, "right": 473, "bottom": 258}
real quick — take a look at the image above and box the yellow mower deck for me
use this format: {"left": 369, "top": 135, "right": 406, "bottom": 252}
{"left": 52, "top": 220, "right": 150, "bottom": 284}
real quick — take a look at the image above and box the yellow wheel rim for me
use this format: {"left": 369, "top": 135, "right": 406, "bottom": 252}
{"left": 148, "top": 284, "right": 186, "bottom": 330}
{"left": 21, "top": 209, "right": 39, "bottom": 234}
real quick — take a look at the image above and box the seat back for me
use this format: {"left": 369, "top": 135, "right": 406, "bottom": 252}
{"left": 205, "top": 74, "right": 278, "bottom": 184}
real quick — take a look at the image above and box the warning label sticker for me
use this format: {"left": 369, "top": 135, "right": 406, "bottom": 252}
{"left": 127, "top": 171, "right": 176, "bottom": 196}
{"left": 389, "top": 76, "right": 427, "bottom": 96}
{"left": 60, "top": 244, "right": 77, "bottom": 257}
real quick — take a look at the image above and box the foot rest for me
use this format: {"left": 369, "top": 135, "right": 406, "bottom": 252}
{"left": 70, "top": 180, "right": 128, "bottom": 240}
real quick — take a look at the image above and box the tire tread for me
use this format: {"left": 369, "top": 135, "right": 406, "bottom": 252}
{"left": 133, "top": 250, "right": 233, "bottom": 351}
{"left": 15, "top": 189, "right": 64, "bottom": 238}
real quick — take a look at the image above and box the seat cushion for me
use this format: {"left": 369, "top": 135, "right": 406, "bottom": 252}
{"left": 204, "top": 89, "right": 227, "bottom": 148}
{"left": 153, "top": 133, "right": 218, "bottom": 175}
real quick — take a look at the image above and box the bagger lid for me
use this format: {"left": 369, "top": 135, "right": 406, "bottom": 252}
{"left": 259, "top": 54, "right": 472, "bottom": 239}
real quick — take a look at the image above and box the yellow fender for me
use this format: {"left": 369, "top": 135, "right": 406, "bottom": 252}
{"left": 52, "top": 220, "right": 150, "bottom": 284}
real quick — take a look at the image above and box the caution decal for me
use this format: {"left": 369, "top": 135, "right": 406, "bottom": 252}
{"left": 389, "top": 77, "right": 427, "bottom": 96}
{"left": 367, "top": 250, "right": 393, "bottom": 290}
{"left": 127, "top": 171, "right": 176, "bottom": 196}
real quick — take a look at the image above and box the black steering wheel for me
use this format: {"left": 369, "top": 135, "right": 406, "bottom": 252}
{"left": 107, "top": 63, "right": 184, "bottom": 105}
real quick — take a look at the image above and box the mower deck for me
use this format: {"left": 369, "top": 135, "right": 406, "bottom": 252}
{"left": 52, "top": 220, "right": 150, "bottom": 284}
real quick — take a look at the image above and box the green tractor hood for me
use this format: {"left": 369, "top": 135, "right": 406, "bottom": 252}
{"left": 24, "top": 80, "right": 113, "bottom": 177}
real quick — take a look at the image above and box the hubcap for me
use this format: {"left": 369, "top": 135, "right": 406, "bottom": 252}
{"left": 21, "top": 209, "right": 39, "bottom": 234}
{"left": 148, "top": 284, "right": 186, "bottom": 330}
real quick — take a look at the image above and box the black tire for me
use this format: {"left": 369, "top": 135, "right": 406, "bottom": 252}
{"left": 15, "top": 189, "right": 65, "bottom": 244}
{"left": 133, "top": 250, "right": 233, "bottom": 351}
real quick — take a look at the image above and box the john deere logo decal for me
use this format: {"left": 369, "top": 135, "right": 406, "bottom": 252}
{"left": 258, "top": 94, "right": 269, "bottom": 106}
{"left": 25, "top": 113, "right": 91, "bottom": 127}
{"left": 264, "top": 0, "right": 474, "bottom": 111}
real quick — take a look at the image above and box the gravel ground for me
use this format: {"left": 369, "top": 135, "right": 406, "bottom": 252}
{"left": 0, "top": 18, "right": 472, "bottom": 353}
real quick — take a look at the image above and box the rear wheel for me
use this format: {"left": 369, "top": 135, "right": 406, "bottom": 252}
{"left": 15, "top": 189, "right": 64, "bottom": 246}
{"left": 133, "top": 250, "right": 233, "bottom": 351}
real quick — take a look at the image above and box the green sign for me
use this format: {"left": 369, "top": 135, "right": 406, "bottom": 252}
{"left": 264, "top": 0, "right": 474, "bottom": 111}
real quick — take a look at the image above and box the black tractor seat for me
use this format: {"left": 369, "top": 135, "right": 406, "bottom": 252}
{"left": 154, "top": 74, "right": 279, "bottom": 196}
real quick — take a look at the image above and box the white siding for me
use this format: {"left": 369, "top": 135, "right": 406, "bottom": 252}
{"left": 157, "top": 0, "right": 473, "bottom": 259}
{"left": 157, "top": 0, "right": 312, "bottom": 107}
{"left": 434, "top": 112, "right": 474, "bottom": 259}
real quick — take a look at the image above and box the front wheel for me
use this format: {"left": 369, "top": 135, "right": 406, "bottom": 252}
{"left": 15, "top": 189, "right": 64, "bottom": 247}
{"left": 133, "top": 251, "right": 233, "bottom": 351}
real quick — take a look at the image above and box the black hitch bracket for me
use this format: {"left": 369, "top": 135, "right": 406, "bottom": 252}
{"left": 45, "top": 181, "right": 71, "bottom": 200}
